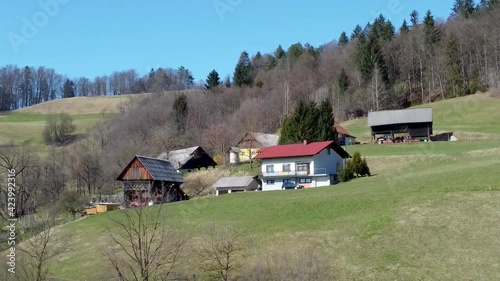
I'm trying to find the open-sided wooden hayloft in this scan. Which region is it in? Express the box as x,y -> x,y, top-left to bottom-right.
116,155 -> 188,208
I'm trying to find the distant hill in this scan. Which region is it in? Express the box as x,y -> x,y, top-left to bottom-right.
14,94 -> 145,115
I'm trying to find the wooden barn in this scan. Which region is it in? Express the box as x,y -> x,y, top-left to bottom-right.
157,146 -> 217,173
368,108 -> 433,142
116,155 -> 188,208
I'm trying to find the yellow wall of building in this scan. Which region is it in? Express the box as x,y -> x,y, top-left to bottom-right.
238,148 -> 258,162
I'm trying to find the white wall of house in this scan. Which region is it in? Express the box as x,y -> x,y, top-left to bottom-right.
312,148 -> 344,175
260,156 -> 314,175
260,148 -> 345,191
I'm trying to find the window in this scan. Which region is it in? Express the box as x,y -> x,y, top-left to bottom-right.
283,179 -> 293,183
327,148 -> 331,155
299,178 -> 312,184
266,165 -> 274,173
282,164 -> 291,172
240,151 -> 246,156
297,163 -> 309,172
266,180 -> 275,185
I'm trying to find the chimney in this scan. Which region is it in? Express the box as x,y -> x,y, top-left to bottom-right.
303,140 -> 307,146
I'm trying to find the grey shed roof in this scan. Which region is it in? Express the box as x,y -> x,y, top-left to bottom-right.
368,108 -> 432,127
158,146 -> 199,170
212,176 -> 258,190
251,133 -> 279,147
136,156 -> 185,183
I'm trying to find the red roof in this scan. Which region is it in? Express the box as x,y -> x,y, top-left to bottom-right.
254,141 -> 350,159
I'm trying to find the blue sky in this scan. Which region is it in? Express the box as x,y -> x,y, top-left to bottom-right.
1,0 -> 456,82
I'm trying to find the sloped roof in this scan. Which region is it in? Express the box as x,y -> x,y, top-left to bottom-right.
368,108 -> 432,127
212,176 -> 258,190
334,124 -> 356,138
254,141 -> 350,160
251,133 -> 279,147
158,146 -> 199,170
116,155 -> 185,183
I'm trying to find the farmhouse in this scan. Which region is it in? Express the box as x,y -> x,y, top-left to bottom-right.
334,124 -> 356,145
233,132 -> 279,163
368,108 -> 433,142
212,176 -> 261,196
116,155 -> 188,208
254,140 -> 351,191
157,146 -> 217,173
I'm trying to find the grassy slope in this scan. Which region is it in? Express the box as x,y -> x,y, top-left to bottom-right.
341,92 -> 500,143
0,94 -> 135,147
2,140 -> 497,280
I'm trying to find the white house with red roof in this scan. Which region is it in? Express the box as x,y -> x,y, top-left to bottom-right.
253,140 -> 351,191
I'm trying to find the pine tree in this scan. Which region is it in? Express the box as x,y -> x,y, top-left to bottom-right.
63,79 -> 75,98
315,100 -> 337,142
452,0 -> 476,18
275,45 -> 285,60
381,20 -> 396,40
338,68 -> 350,95
410,10 -> 419,26
172,94 -> 188,134
354,33 -> 372,81
351,25 -> 363,39
445,33 -> 463,97
279,100 -> 317,145
205,69 -> 222,90
338,31 -> 349,46
400,19 -> 410,34
287,43 -> 304,63
233,51 -> 253,87
423,10 -> 441,47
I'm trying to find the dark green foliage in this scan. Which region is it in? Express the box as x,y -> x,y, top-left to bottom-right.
410,10 -> 419,26
279,100 -> 336,145
351,25 -> 363,39
205,69 -> 222,90
173,94 -> 188,134
43,114 -> 76,145
381,20 -> 396,40
452,0 -> 477,18
351,151 -> 371,177
274,45 -> 285,60
266,56 -> 277,70
400,19 -> 410,34
445,33 -> 463,97
233,51 -> 253,87
338,31 -> 349,46
339,160 -> 355,182
177,66 -> 194,89
338,69 -> 350,95
63,79 -> 75,98
58,191 -> 87,220
287,43 -> 305,63
360,157 -> 371,177
423,10 -> 441,47
316,100 -> 337,142
480,0 -> 499,9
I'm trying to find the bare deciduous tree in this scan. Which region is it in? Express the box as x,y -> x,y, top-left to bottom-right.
103,205 -> 186,281
18,218 -> 69,281
198,221 -> 246,281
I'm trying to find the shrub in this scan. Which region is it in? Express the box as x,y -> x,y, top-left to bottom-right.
339,160 -> 355,182
360,157 -> 371,177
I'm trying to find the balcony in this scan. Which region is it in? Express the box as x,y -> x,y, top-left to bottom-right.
262,168 -> 327,177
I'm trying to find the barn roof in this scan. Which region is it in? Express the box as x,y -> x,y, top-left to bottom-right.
158,146 -> 200,170
368,108 -> 432,127
116,155 -> 184,183
251,133 -> 279,147
212,176 -> 259,190
334,124 -> 356,138
254,141 -> 350,160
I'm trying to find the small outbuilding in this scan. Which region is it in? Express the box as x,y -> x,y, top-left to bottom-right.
334,124 -> 356,145
233,132 -> 279,162
116,155 -> 188,208
212,176 -> 261,196
157,146 -> 217,173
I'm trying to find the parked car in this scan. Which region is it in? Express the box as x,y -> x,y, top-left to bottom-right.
281,182 -> 304,190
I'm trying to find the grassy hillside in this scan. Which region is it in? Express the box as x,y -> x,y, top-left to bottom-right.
341,92 -> 500,143
0,95 -> 140,147
2,140 -> 499,280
